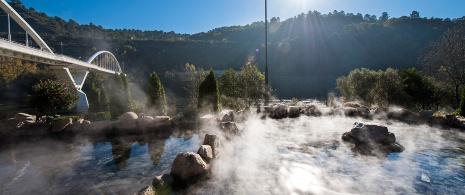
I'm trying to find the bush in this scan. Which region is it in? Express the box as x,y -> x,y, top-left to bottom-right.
198,69 -> 220,112
84,112 -> 111,121
28,79 -> 78,121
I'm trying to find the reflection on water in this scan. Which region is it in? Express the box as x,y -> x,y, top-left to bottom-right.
0,130 -> 200,195
1,116 -> 465,194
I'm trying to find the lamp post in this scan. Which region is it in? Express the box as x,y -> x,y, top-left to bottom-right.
264,0 -> 269,106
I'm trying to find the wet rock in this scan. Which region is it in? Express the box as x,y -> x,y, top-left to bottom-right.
418,110 -> 434,121
288,106 -> 301,118
88,121 -> 115,132
387,108 -> 419,124
134,185 -> 155,195
203,134 -> 220,158
152,174 -> 173,194
170,152 -> 210,182
116,112 -> 138,131
342,122 -> 404,155
356,106 -> 371,119
302,104 -> 322,117
344,102 -> 361,108
13,113 -> 35,123
198,145 -> 213,161
428,116 -> 448,128
219,122 -> 239,135
67,119 -> 91,133
269,105 -> 288,119
350,122 -> 388,143
51,118 -> 73,133
139,116 -> 155,130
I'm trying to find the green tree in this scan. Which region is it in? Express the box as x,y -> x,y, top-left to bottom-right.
28,79 -> 78,121
182,63 -> 206,109
238,63 -> 265,106
400,68 -> 435,109
373,68 -> 406,107
219,68 -> 240,109
147,71 -> 167,115
107,73 -> 132,119
198,69 -> 220,112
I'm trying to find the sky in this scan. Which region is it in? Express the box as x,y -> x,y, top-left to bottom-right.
16,0 -> 465,34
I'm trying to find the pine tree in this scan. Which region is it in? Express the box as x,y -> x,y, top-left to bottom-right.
198,69 -> 220,112
147,71 -> 167,115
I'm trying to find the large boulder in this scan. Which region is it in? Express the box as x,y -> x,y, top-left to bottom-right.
288,106 -> 302,118
116,112 -> 138,131
418,110 -> 434,121
67,119 -> 91,133
219,122 -> 239,135
198,145 -> 213,161
302,104 -> 322,117
13,113 -> 35,123
88,121 -> 115,132
152,174 -> 173,194
269,105 -> 288,119
139,116 -> 155,130
428,116 -> 448,128
203,134 -> 220,158
170,152 -> 210,182
387,108 -> 419,124
342,122 -> 404,156
51,118 -> 73,133
350,122 -> 388,143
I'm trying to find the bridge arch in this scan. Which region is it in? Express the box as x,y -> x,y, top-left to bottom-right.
87,51 -> 122,73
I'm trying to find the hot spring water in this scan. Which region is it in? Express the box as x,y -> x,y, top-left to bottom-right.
0,115 -> 464,194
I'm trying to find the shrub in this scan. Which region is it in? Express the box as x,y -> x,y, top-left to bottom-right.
28,79 -> 78,122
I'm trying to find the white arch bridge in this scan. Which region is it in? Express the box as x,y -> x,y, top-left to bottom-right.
0,0 -> 124,112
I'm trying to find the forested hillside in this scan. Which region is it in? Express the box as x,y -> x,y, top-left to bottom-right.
1,0 -> 463,98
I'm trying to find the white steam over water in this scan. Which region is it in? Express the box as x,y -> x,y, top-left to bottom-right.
190,115 -> 465,194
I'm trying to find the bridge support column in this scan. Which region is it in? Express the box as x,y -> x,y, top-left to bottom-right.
51,67 -> 90,113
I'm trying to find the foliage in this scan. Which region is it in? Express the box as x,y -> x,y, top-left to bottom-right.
218,68 -> 240,109
238,63 -> 265,106
198,69 -> 220,112
27,79 -> 78,121
164,63 -> 207,109
421,23 -> 465,107
0,57 -> 37,87
53,115 -> 81,123
400,68 -> 435,109
147,71 -> 167,115
458,86 -> 465,116
84,111 -> 111,121
82,72 -> 110,113
336,68 -> 445,109
106,73 -> 133,119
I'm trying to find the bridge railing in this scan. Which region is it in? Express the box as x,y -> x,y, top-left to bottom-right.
0,37 -> 121,74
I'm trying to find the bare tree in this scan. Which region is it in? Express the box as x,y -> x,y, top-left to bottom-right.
421,24 -> 465,107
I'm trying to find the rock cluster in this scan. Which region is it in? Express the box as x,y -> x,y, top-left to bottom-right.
142,134 -> 220,194
342,122 -> 404,156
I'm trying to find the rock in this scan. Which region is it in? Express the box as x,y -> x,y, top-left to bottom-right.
222,113 -> 234,122
350,122 -> 388,143
139,116 -> 155,130
203,134 -> 220,158
67,119 -> 91,133
134,185 -> 155,195
387,108 -> 419,124
198,145 -> 213,161
219,122 -> 239,135
288,106 -> 301,118
418,110 -> 434,121
342,122 -> 404,156
452,117 -> 465,129
356,106 -> 371,119
428,116 -> 448,127
51,118 -> 73,133
116,112 -> 138,131
446,115 -> 457,126
303,104 -> 322,117
89,121 -> 115,132
344,102 -> 361,108
154,116 -> 171,122
170,152 -> 210,182
269,105 -> 288,119
152,174 -> 173,194
13,113 -> 35,123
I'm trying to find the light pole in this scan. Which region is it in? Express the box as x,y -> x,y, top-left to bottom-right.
264,0 -> 269,106
60,42 -> 64,54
